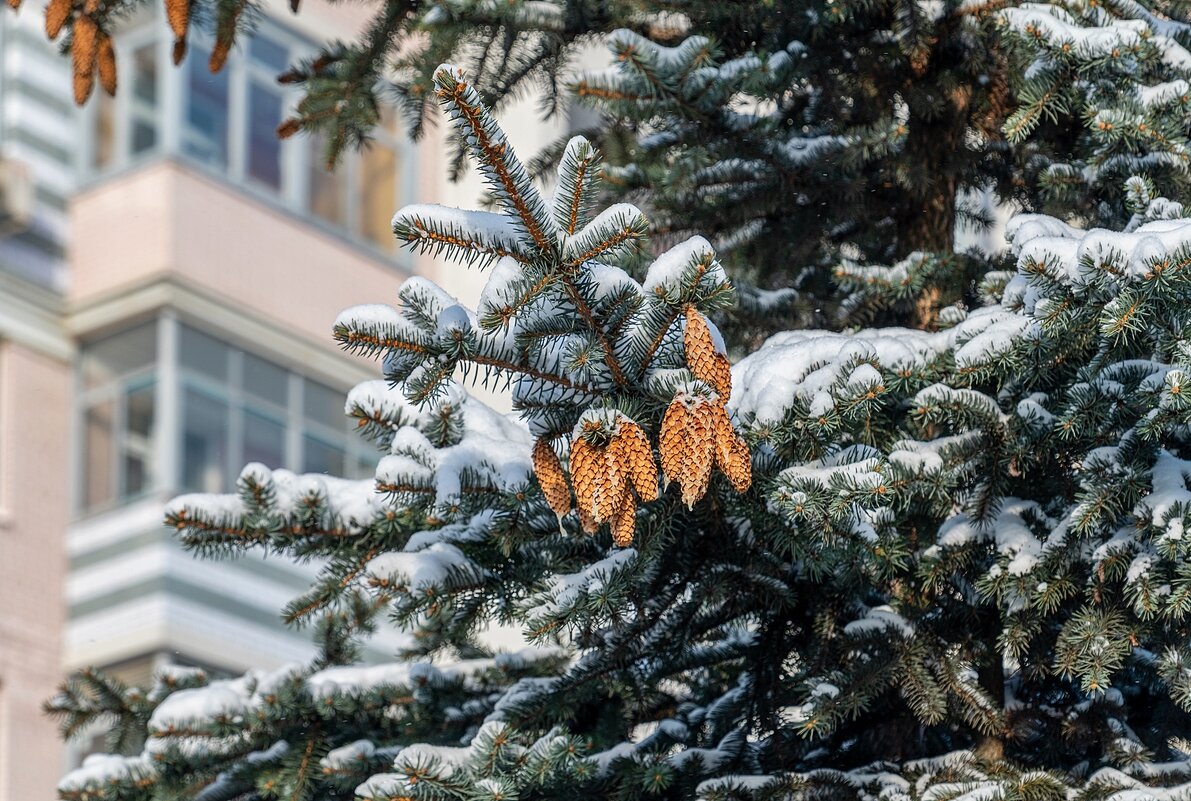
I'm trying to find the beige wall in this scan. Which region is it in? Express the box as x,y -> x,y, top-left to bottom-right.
0,340 -> 70,801
69,161 -> 416,353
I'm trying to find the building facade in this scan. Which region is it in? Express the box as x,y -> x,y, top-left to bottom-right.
0,2 -> 567,797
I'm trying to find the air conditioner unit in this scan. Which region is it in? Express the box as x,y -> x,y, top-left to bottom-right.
0,159 -> 32,236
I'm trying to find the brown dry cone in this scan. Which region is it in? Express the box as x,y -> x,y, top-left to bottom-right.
71,15 -> 98,104
610,492 -> 636,548
577,502 -> 599,535
172,37 -> 187,65
97,33 -> 117,96
612,422 -> 658,502
209,38 -> 232,72
532,438 -> 571,519
659,397 -> 716,507
569,436 -> 601,525
678,398 -> 717,508
45,0 -> 70,39
659,398 -> 689,491
712,404 -> 752,493
73,68 -> 95,105
164,0 -> 189,40
593,445 -> 626,524
685,306 -> 732,399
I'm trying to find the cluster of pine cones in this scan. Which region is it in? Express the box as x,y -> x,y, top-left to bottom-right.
533,307 -> 752,547
36,0 -> 222,104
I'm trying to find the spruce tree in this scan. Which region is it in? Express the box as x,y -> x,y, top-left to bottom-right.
48,52 -> 1191,801
22,1 -> 1191,328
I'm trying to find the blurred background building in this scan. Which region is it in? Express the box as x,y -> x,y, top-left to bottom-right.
0,2 -> 567,797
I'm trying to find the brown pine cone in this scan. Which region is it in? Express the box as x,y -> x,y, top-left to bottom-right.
610,492 -> 636,548
45,0 -> 70,39
97,33 -> 117,96
685,306 -> 732,399
612,421 -> 658,502
577,501 -> 599,535
532,438 -> 571,519
712,404 -> 752,493
570,436 -> 600,523
71,16 -> 98,104
164,0 -> 189,40
593,444 -> 626,524
660,396 -> 717,508
659,397 -> 688,491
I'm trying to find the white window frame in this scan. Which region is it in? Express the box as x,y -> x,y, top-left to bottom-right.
80,14 -> 418,263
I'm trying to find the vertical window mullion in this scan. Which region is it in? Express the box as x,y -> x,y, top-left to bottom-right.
287,374 -> 303,472
155,313 -> 180,496
228,349 -> 244,487
161,29 -> 183,155
227,57 -> 248,183
112,386 -> 128,501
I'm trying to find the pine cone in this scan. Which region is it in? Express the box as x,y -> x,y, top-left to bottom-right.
570,436 -> 601,524
45,0 -> 70,40
172,37 -> 187,66
685,306 -> 732,399
612,421 -> 658,502
660,396 -> 716,508
209,38 -> 232,73
164,0 -> 189,40
577,501 -> 599,535
533,438 -> 571,519
610,491 -> 636,548
97,33 -> 117,96
712,404 -> 751,493
593,444 -> 626,524
71,15 -> 98,105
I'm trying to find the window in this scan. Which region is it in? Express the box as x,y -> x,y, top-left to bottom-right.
308,134 -> 347,227
76,318 -> 375,514
130,43 -> 159,155
77,323 -> 158,512
176,323 -> 373,494
86,21 -> 411,259
184,45 -> 230,169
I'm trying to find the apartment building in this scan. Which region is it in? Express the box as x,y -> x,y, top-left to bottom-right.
0,4 -> 567,798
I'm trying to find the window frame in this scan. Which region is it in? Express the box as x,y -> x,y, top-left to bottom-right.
79,15 -> 417,264
75,315 -> 379,517
74,319 -> 159,514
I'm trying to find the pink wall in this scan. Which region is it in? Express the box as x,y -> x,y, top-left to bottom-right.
0,341 -> 70,801
70,161 -> 419,350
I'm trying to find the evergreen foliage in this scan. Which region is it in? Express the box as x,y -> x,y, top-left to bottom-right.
46,52 -> 1191,801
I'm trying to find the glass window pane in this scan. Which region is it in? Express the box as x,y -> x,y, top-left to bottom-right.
82,322 -> 156,389
184,47 -> 229,168
132,120 -> 156,154
358,142 -> 397,252
122,384 -> 155,498
182,389 -> 229,493
83,401 -> 114,510
303,380 -> 343,428
243,353 -> 288,407
133,44 -> 157,105
308,135 -> 346,226
126,383 -> 155,438
250,36 -> 289,72
93,93 -> 115,170
247,82 -> 283,190
244,409 -> 285,469
303,435 -> 344,476
179,326 -> 229,382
